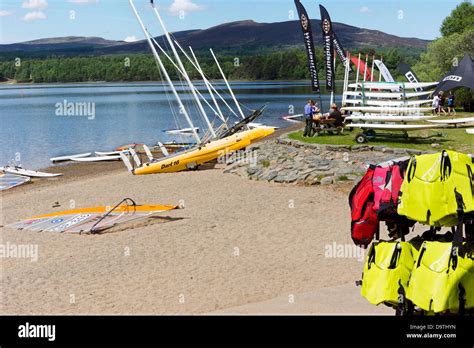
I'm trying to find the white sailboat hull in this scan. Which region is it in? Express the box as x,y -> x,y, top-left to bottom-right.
50,152 -> 92,163
0,167 -> 62,178
71,156 -> 122,162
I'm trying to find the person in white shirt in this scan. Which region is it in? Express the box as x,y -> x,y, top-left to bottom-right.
432,94 -> 440,115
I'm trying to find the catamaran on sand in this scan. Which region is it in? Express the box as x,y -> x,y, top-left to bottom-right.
120,0 -> 274,175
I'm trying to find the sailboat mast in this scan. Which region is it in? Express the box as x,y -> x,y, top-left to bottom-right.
150,2 -> 216,138
173,40 -> 240,120
210,48 -> 246,120
128,0 -> 200,144
149,35 -> 221,120
188,47 -> 226,124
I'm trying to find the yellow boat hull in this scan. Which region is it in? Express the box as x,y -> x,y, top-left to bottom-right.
133,127 -> 274,175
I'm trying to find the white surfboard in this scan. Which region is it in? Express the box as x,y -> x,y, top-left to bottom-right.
71,155 -> 122,162
94,150 -> 129,156
346,123 -> 442,131
348,81 -> 438,90
0,166 -> 62,178
344,99 -> 433,107
426,117 -> 474,125
344,91 -> 432,99
346,115 -> 436,122
342,106 -> 433,114
466,128 -> 474,134
50,152 -> 92,163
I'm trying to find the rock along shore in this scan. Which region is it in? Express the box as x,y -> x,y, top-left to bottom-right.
223,134 -> 434,186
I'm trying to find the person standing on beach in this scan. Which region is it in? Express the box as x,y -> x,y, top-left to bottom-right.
303,99 -> 314,137
432,93 -> 440,115
447,91 -> 456,116
437,91 -> 447,116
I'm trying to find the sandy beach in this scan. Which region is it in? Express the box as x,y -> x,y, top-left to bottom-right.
0,137 -> 397,315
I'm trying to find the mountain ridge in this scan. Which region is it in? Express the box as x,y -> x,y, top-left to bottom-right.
0,19 -> 430,56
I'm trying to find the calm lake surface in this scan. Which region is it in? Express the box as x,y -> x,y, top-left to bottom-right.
0,81 -> 341,169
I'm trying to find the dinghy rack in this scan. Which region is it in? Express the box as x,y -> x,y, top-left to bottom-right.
89,198 -> 137,234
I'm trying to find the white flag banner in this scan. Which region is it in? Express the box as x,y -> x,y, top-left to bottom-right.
374,60 -> 395,82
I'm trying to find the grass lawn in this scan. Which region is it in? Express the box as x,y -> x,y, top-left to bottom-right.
288,112 -> 473,153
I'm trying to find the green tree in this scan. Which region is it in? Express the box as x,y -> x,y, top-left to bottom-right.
440,0 -> 474,37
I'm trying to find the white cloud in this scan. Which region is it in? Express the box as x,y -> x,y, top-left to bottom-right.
359,6 -> 370,13
123,36 -> 138,42
22,0 -> 48,10
23,11 -> 46,21
0,10 -> 14,17
168,0 -> 204,16
67,0 -> 99,3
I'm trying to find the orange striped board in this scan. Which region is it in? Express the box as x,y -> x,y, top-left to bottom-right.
7,204 -> 179,234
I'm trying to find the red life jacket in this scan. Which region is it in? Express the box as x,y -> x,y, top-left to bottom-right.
349,165 -> 380,247
373,165 -> 391,212
377,160 -> 409,221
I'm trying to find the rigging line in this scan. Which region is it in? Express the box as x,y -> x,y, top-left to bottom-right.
160,32 -> 201,137
142,22 -> 186,143
129,0 -> 200,144
147,33 -> 224,124
161,36 -> 207,139
170,37 -> 241,120
150,2 -> 216,139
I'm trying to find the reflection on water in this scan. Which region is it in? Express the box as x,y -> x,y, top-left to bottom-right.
0,81 -> 341,169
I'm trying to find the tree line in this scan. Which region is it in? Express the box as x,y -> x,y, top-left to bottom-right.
0,47 -> 413,84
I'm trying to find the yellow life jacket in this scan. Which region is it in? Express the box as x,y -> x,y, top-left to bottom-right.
361,241 -> 419,307
406,241 -> 474,314
397,150 -> 474,227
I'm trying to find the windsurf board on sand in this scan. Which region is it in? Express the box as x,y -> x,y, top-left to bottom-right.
50,153 -> 92,163
0,173 -> 31,191
426,117 -> 474,125
346,123 -> 442,131
0,166 -> 62,178
7,202 -> 180,234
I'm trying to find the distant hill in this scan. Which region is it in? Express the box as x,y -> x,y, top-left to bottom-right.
0,20 -> 430,57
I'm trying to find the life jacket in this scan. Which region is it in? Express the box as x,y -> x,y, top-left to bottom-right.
377,160 -> 408,220
406,240 -> 474,314
398,150 -> 474,227
372,165 -> 391,212
372,160 -> 415,238
349,165 -> 379,247
361,241 -> 419,310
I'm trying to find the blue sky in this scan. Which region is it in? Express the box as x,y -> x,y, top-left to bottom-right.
0,0 -> 464,44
